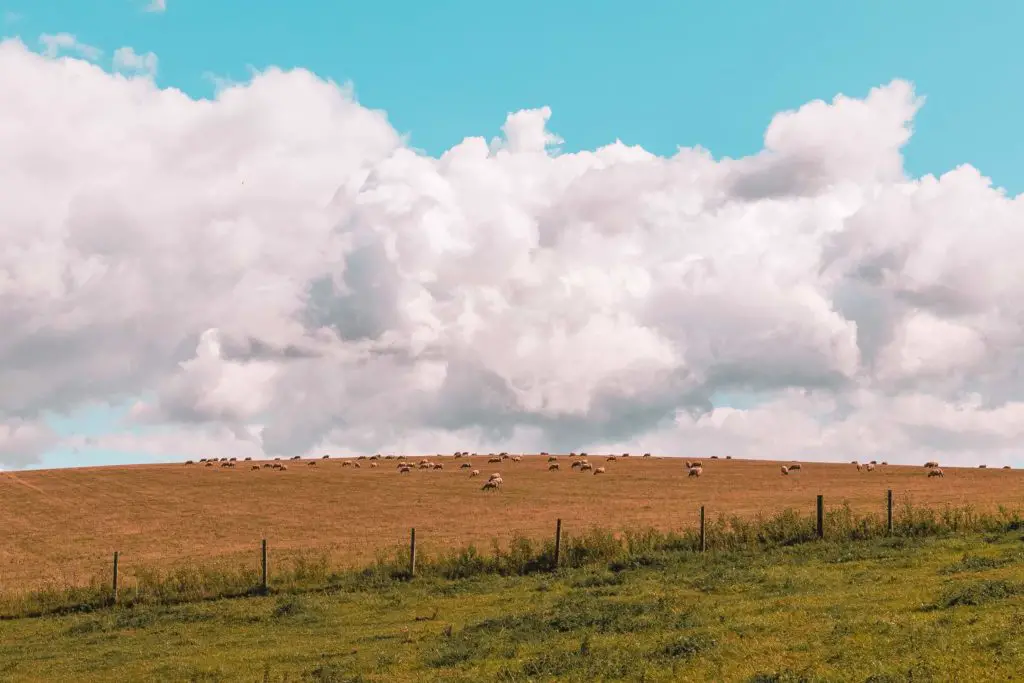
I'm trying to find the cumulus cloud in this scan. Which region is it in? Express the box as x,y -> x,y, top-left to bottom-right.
112,46 -> 158,77
38,33 -> 101,61
1,36 -> 1022,469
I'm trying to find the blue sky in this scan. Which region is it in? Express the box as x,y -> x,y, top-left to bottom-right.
3,1 -> 1023,468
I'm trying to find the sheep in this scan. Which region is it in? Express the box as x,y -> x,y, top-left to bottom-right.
321,455 -> 330,460
279,465 -> 289,471
924,461 -> 938,468
780,466 -> 789,475
501,454 -> 510,461
433,463 -> 444,470
541,452 -> 549,456
291,455 -> 301,460
548,463 -> 560,471
342,461 -> 352,468
852,460 -> 859,465
928,468 -> 944,478
622,453 -> 630,457
580,452 -> 588,457
569,452 -> 577,457
262,463 -> 273,469
571,461 -> 583,470
710,455 -> 719,460
593,466 -> 606,475
199,458 -> 207,463
580,462 -> 594,472
399,465 -> 412,474
454,452 -> 463,459
488,473 -> 502,481
488,457 -> 502,464
512,455 -> 522,462
979,464 -> 988,469
307,461 -> 317,467
244,456 -> 252,461
688,466 -> 702,478
686,460 -> 703,468
370,462 -> 379,468
274,457 -> 281,461
643,453 -> 651,458
482,480 -> 500,491
856,463 -> 862,471
418,462 -> 432,470
606,456 -> 617,462
865,463 -> 875,472
357,455 -> 367,460
547,456 -> 558,463
251,465 -> 260,471
460,462 -> 472,469
1003,465 -> 1012,469
205,462 -> 213,468
469,469 -> 480,477
870,460 -> 877,465
229,457 -> 237,462
788,463 -> 802,471
370,454 -> 380,460
185,460 -> 194,465
726,456 -> 732,460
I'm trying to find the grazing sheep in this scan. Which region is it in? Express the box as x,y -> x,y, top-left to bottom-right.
251,465 -> 260,471
643,453 -> 651,458
852,460 -> 859,465
469,469 -> 480,477
418,463 -> 431,470
262,463 -> 273,469
580,452 -> 588,457
454,452 -> 463,458
352,462 -> 360,469
569,452 -> 577,457
979,464 -> 988,469
370,454 -> 380,460
788,463 -> 802,471
433,463 -> 444,470
342,461 -> 352,468
924,461 -> 938,468
541,452 -> 549,456
622,453 -> 629,457
487,456 -> 502,464
865,463 -> 875,472
199,458 -> 207,463
928,468 -> 944,478
308,461 -> 317,467
279,465 -> 289,471
185,460 -> 194,465
357,455 -> 367,460
205,462 -> 213,468
512,455 -> 522,462
500,454 -> 510,461
244,457 -> 252,461
688,467 -> 702,478
482,480 -> 500,491
399,465 -> 412,474
780,466 -> 789,475
322,455 -> 330,460
856,463 -> 862,471
870,460 -> 877,465
710,455 -> 719,460
580,462 -> 594,472
460,463 -> 471,469
274,457 -> 281,461
488,473 -> 502,481
606,456 -> 617,462
548,463 -> 560,471
726,456 -> 732,460
686,460 -> 704,468
571,461 -> 583,470
229,457 -> 237,462
291,456 -> 301,460
547,456 -> 558,462
593,467 -> 606,475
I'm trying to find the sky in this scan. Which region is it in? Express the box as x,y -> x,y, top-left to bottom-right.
2,1 -> 1024,469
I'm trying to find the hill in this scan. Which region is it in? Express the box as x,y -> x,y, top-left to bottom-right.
1,454 -> 1021,592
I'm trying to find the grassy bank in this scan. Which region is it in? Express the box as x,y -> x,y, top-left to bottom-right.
0,529 -> 1021,681
0,502 -> 1022,681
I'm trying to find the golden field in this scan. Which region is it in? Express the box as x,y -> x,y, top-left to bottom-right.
1,454 -> 1021,591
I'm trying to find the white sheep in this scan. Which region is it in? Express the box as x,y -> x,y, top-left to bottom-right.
928,468 -> 944,478
548,463 -> 560,471
865,463 -> 875,472
780,466 -> 789,475
482,480 -> 500,491
593,466 -> 606,475
688,466 -> 702,478
469,469 -> 480,477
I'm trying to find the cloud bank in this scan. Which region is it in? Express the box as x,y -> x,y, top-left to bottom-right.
1,37 -> 1022,469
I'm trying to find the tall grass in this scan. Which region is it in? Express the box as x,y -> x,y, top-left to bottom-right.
2,500 -> 1020,619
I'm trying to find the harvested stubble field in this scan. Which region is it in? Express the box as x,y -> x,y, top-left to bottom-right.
1,455 -> 1021,592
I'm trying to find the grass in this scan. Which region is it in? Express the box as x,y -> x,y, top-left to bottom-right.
1,455 -> 1022,593
0,524 -> 1022,681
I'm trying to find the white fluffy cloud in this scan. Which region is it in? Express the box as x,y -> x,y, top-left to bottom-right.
112,46 -> 158,77
1,37 -> 1022,469
38,33 -> 100,61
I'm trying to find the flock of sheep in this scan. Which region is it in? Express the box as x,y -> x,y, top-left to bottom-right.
183,452 -> 1012,491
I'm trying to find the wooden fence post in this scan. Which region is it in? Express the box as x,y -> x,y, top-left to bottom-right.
886,489 -> 893,535
409,528 -> 417,577
112,551 -> 119,605
699,505 -> 706,553
816,495 -> 824,539
553,518 -> 562,569
261,539 -> 268,592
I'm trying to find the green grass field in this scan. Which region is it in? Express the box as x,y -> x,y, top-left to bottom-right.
1,504 -> 1022,682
